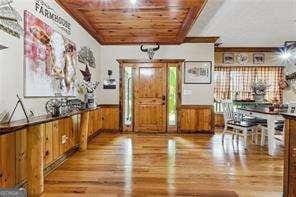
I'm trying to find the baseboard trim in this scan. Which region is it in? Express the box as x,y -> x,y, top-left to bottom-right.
88,130 -> 102,142
179,130 -> 215,134
100,129 -> 121,133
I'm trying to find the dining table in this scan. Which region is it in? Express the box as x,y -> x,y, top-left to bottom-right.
237,107 -> 285,156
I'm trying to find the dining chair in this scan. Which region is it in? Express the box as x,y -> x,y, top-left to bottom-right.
258,120 -> 285,146
274,103 -> 296,146
260,124 -> 287,148
259,103 -> 296,147
221,100 -> 259,148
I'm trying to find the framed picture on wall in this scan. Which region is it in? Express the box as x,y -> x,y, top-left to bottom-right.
223,53 -> 234,64
253,53 -> 265,64
24,11 -> 77,97
184,61 -> 212,84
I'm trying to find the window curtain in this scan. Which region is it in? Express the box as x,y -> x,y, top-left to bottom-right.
214,66 -> 284,102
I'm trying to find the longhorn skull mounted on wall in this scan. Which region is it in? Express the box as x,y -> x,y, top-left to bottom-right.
140,44 -> 160,60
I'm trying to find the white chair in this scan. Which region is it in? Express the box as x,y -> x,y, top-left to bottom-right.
261,122 -> 285,146
259,103 -> 296,147
221,100 -> 259,148
274,103 -> 296,146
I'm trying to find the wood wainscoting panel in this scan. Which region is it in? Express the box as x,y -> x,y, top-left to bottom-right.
73,115 -> 80,145
93,109 -> 102,133
44,122 -> 53,166
101,105 -> 120,131
1,113 -> 87,189
15,129 -> 27,185
87,109 -> 102,139
215,113 -> 224,127
26,124 -> 45,196
88,110 -> 95,137
58,118 -> 67,155
52,121 -> 60,161
179,105 -> 214,133
0,132 -> 16,187
96,109 -> 102,132
65,117 -> 74,152
58,118 -> 74,155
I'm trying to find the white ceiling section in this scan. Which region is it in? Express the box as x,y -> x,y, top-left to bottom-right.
189,0 -> 296,47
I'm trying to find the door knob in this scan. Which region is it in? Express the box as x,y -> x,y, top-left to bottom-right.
162,95 -> 166,101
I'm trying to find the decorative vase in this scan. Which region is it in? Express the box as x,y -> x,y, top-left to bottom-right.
254,94 -> 265,102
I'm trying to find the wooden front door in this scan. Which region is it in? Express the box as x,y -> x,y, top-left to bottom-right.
134,63 -> 167,132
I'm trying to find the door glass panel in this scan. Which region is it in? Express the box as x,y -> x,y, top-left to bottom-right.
124,67 -> 133,125
168,66 -> 177,126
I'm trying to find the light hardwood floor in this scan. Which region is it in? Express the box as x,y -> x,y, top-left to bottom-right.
42,132 -> 283,197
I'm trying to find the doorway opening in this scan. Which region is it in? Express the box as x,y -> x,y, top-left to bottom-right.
118,59 -> 184,133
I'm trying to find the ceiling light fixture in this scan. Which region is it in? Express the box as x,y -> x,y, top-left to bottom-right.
280,41 -> 296,61
130,0 -> 137,5
281,51 -> 291,60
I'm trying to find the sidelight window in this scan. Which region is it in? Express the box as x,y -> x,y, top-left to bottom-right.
124,67 -> 133,125
168,66 -> 177,126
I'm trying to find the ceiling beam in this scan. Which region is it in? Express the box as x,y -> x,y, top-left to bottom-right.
176,0 -> 208,43
184,36 -> 219,43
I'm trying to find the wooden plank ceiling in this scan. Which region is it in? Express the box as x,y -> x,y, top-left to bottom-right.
55,0 -> 207,45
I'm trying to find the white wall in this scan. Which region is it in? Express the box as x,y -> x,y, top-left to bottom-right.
99,43 -> 214,105
0,0 -> 101,120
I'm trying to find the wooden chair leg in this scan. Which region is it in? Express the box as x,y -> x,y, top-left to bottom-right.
222,126 -> 227,144
232,129 -> 236,142
252,128 -> 259,145
243,130 -> 248,149
261,129 -> 265,146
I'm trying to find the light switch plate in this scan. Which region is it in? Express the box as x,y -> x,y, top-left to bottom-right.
61,135 -> 67,144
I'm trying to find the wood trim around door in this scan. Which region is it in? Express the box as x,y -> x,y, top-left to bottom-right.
118,59 -> 185,133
